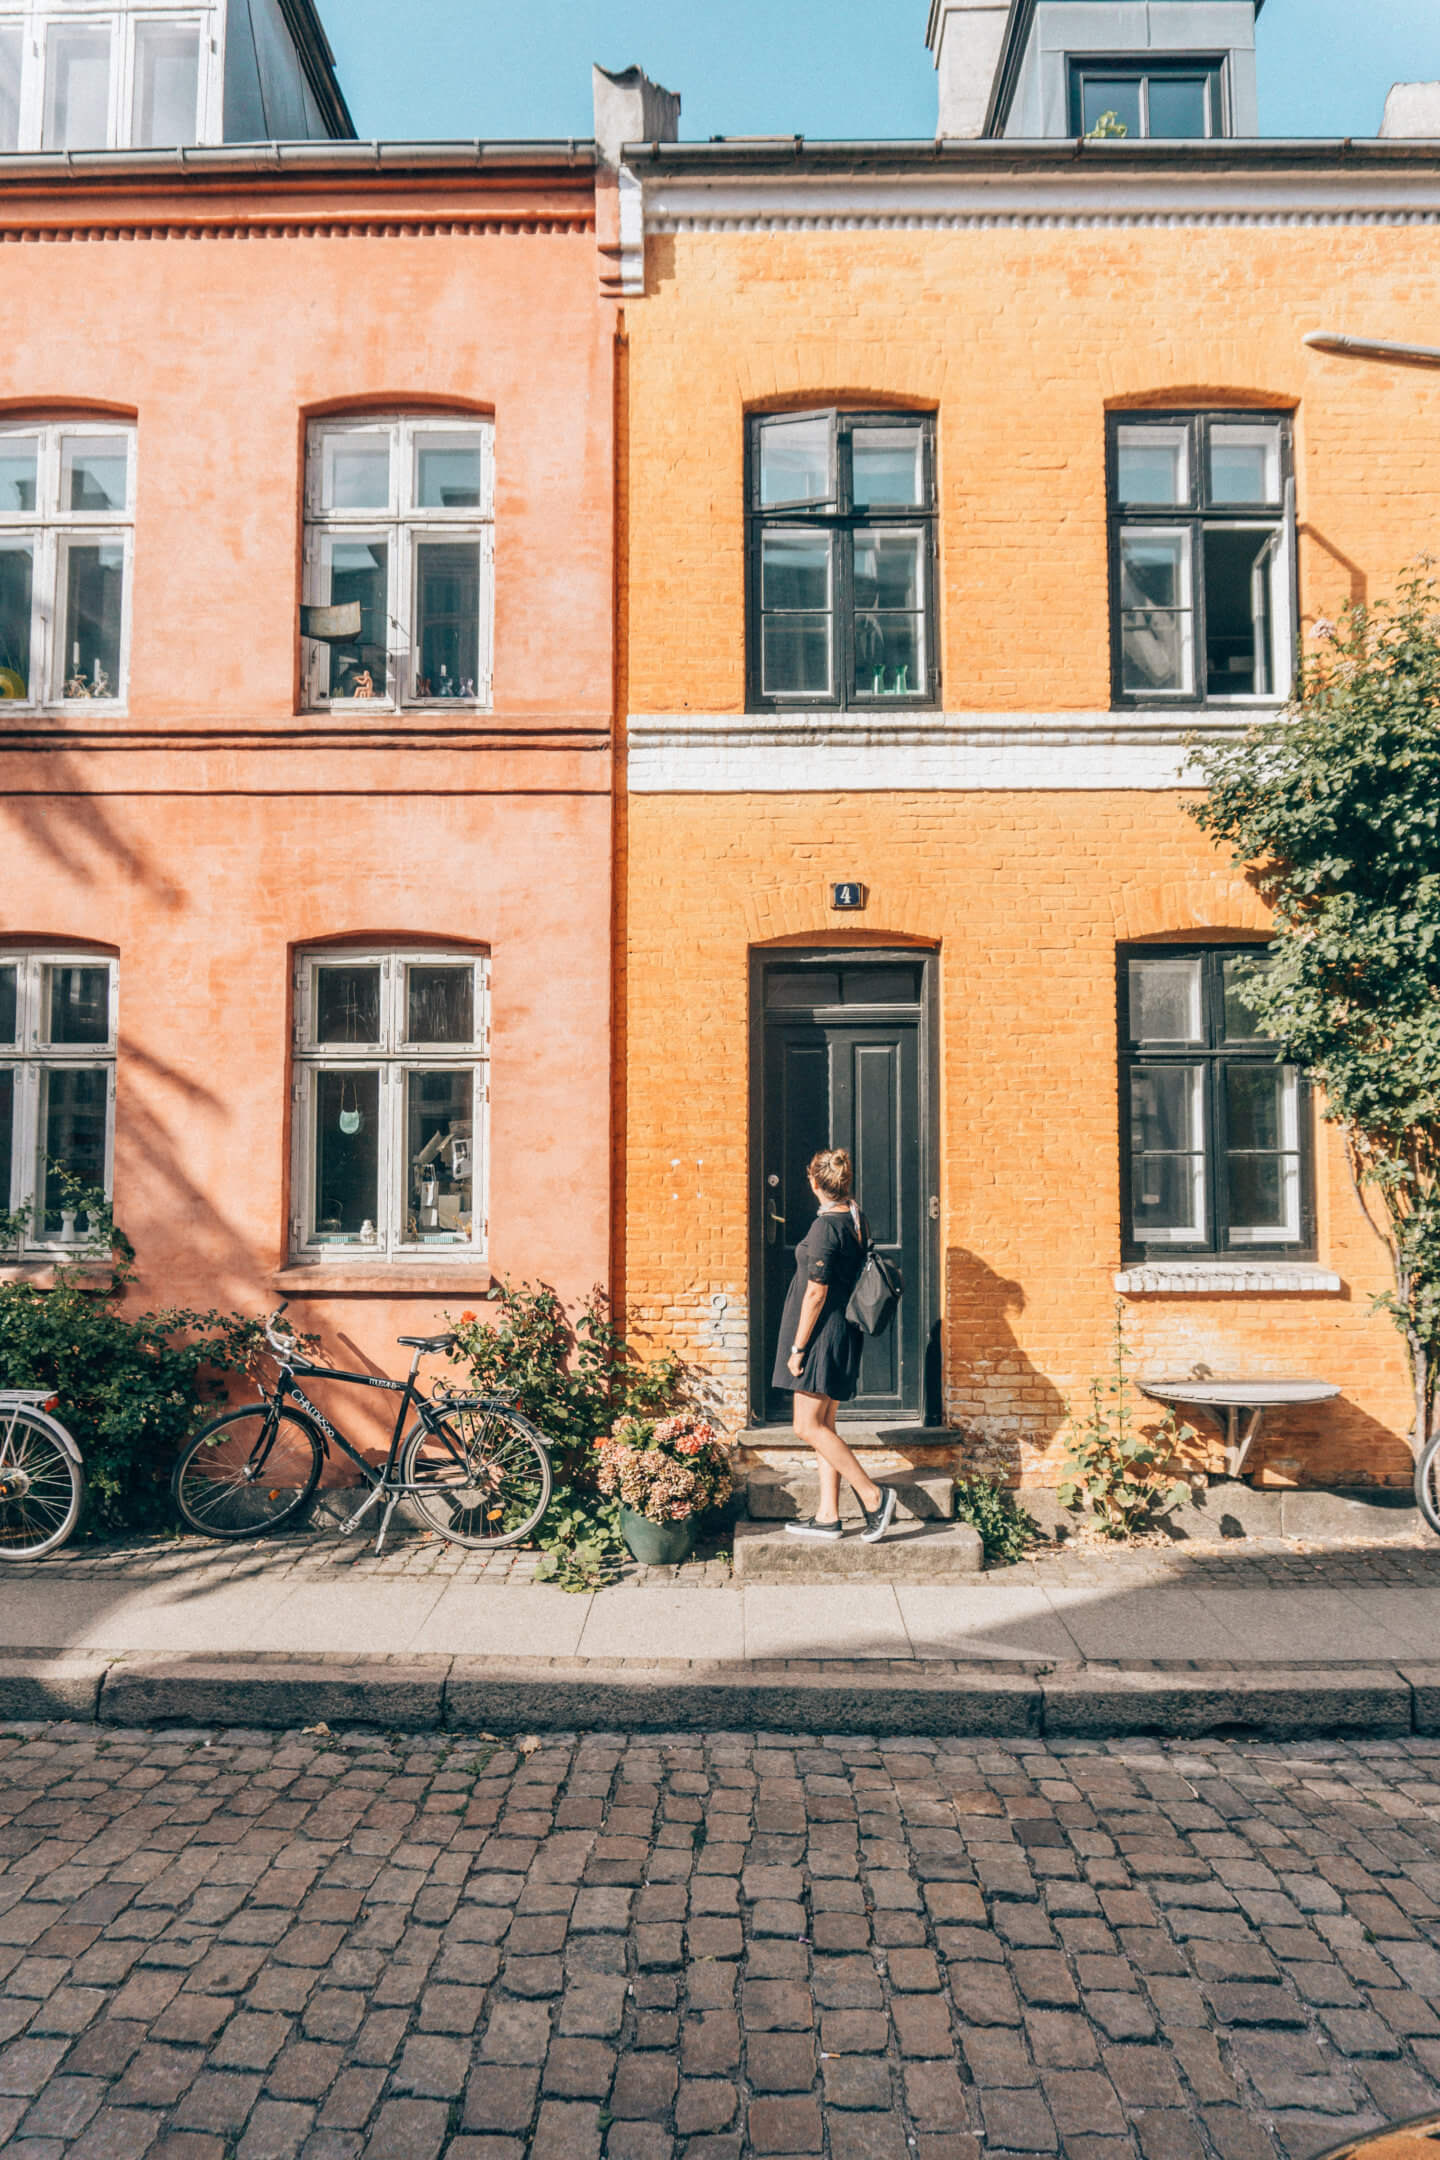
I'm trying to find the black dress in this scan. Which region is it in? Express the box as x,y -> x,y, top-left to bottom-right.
771,1206 -> 866,1402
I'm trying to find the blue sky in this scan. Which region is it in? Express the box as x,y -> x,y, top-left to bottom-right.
324,1 -> 1440,145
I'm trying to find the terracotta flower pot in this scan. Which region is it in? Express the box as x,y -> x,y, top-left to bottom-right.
619,1506 -> 696,1566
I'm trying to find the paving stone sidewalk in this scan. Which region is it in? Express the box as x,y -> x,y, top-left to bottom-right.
7,1721 -> 1440,2160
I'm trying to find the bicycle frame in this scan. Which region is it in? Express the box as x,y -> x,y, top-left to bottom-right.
256,1343 -> 479,1552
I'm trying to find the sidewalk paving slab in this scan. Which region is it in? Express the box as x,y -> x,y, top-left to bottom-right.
740,1583 -> 911,1659
575,1588 -> 746,1660
412,1582 -> 592,1657
894,1583 -> 1079,1660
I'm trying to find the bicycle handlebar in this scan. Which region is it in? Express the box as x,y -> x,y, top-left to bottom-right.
263,1303 -> 304,1364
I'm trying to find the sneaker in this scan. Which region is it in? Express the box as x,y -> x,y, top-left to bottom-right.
785,1515 -> 844,1541
860,1486 -> 898,1543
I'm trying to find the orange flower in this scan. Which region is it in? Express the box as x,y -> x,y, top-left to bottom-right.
459,1311 -> 477,1324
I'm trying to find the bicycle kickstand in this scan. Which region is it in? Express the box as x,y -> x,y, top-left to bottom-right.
341,1481 -> 386,1538
373,1493 -> 402,1557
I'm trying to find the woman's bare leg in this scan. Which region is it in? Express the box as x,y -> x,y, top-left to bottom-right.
792,1391 -> 882,1517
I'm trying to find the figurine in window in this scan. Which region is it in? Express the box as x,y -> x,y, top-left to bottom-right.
351,669 -> 375,699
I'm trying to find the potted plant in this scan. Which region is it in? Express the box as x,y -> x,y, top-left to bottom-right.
594,1413 -> 733,1565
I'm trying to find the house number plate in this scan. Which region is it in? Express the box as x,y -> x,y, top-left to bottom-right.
831,882 -> 866,911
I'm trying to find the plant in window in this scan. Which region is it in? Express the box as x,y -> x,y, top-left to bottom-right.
1058,1304 -> 1192,1538
1190,567 -> 1440,1454
1086,110 -> 1129,139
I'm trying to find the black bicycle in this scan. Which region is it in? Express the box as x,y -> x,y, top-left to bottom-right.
171,1306 -> 552,1552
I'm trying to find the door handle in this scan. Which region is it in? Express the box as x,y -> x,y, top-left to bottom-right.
766,1196 -> 786,1246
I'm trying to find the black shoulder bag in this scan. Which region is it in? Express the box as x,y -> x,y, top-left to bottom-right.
844,1205 -> 903,1338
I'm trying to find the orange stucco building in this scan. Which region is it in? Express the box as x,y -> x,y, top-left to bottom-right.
614,83 -> 1440,1487
0,125 -> 619,1396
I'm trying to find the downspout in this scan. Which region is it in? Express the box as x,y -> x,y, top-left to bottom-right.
1306,331 -> 1440,366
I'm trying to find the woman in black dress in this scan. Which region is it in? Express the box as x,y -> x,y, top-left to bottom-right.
772,1148 -> 897,1543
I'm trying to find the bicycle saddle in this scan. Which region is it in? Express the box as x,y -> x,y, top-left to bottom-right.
397,1332 -> 456,1352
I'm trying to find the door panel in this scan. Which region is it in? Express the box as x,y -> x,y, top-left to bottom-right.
758,961 -> 926,1424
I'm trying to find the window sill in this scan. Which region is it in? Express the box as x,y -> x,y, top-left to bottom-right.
1115,1262 -> 1342,1296
273,1262 -> 494,1298
0,1263 -> 115,1293
306,703 -> 494,721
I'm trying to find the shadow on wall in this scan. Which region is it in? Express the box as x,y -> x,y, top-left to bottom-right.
944,1248 -> 1067,1483
1,746 -> 188,913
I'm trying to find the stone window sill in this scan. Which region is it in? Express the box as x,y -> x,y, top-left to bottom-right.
1115,1262 -> 1343,1296
0,1264 -> 114,1292
272,1264 -> 495,1299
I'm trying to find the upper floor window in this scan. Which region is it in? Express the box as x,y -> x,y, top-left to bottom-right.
302,417 -> 496,714
290,948 -> 489,1263
1120,945 -> 1313,1262
0,951 -> 116,1254
0,420 -> 134,710
1108,412 -> 1293,709
746,411 -> 938,713
0,6 -> 215,153
1070,58 -> 1226,141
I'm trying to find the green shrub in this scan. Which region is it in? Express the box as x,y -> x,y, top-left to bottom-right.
952,1474 -> 1040,1567
449,1281 -> 690,1586
1058,1303 -> 1191,1539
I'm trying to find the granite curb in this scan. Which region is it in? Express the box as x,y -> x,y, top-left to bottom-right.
0,1646 -> 1429,1738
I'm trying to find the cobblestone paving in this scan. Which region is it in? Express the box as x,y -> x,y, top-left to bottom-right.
7,1726 -> 1440,2160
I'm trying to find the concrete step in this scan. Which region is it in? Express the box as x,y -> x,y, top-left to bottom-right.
745,1467 -> 954,1523
732,1517 -> 983,1582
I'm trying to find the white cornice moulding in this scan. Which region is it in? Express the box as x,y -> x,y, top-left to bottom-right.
626,708 -> 1277,793
641,167 -> 1440,234
1114,1263 -> 1344,1294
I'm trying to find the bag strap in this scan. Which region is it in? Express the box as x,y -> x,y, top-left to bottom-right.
849,1200 -> 873,1255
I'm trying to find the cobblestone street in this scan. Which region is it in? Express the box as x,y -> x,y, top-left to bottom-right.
5,1726 -> 1440,2160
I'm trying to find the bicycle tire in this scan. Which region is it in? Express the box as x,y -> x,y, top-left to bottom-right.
172,1405 -> 323,1540
0,1407 -> 85,1559
400,1401 -> 552,1550
1416,1432 -> 1440,1539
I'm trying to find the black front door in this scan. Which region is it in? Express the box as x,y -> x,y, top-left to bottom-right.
755,952 -> 931,1424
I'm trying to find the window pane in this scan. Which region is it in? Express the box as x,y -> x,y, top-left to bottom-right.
1204,526 -> 1277,697
47,965 -> 109,1046
1082,78 -> 1142,138
1222,951 -> 1275,1041
63,437 -> 128,514
1226,1065 -> 1301,1242
763,617 -> 831,698
854,526 -> 924,696
1148,75 -> 1210,138
325,437 -> 390,511
43,25 -> 110,150
407,965 -> 474,1045
1129,1066 -> 1205,1239
0,1069 -> 11,1216
0,543 -> 33,702
314,965 -> 381,1046
313,1071 -> 380,1241
60,544 -> 124,700
416,438 -> 483,510
762,531 -> 831,611
0,966 -> 15,1045
404,1070 -> 474,1244
1116,426 -> 1189,507
0,438 -> 37,515
414,541 -> 480,700
0,27 -> 19,153
1208,424 -> 1282,506
759,417 -> 833,508
1120,530 -> 1194,694
852,428 -> 924,509
1129,957 -> 1203,1044
131,22 -> 200,148
38,1067 -> 108,1236
326,541 -> 388,699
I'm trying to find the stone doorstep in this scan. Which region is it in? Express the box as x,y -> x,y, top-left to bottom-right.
2,1650 -> 1433,1741
744,1466 -> 955,1522
732,1517 -> 984,1580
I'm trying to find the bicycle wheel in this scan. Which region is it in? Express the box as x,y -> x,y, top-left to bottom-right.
1416,1433 -> 1440,1539
0,1408 -> 84,1559
401,1401 -> 552,1549
173,1406 -> 323,1539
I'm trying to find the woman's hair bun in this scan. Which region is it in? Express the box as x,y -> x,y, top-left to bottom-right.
807,1147 -> 854,1200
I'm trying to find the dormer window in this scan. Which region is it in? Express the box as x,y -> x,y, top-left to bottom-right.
1069,58 -> 1227,141
0,5 -> 221,153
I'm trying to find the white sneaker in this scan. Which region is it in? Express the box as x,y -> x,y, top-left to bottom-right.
784,1516 -> 843,1541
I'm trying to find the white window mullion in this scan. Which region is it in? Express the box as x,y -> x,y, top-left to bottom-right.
392,524 -> 409,712
380,1062 -> 400,1256
16,1063 -> 39,1243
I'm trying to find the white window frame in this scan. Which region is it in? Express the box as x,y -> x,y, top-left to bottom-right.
0,950 -> 117,1257
0,5 -> 221,153
290,947 -> 490,1265
302,417 -> 496,716
0,420 -> 135,712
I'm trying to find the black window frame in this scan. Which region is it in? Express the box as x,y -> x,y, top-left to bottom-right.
1068,55 -> 1229,140
1106,409 -> 1296,712
745,409 -> 939,715
1118,942 -> 1317,1264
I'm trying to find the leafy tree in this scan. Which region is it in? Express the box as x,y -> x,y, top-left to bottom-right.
1189,568 -> 1440,1450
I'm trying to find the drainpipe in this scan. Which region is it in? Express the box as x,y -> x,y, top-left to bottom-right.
1305,331 -> 1440,366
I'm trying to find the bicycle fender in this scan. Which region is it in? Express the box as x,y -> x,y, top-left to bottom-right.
16,1408 -> 84,1465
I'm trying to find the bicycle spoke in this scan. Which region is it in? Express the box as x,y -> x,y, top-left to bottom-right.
0,1414 -> 81,1556
403,1404 -> 551,1549
173,1411 -> 321,1540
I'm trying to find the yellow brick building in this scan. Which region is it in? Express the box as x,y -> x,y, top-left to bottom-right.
614,21 -> 1440,1490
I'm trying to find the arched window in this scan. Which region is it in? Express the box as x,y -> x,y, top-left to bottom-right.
0,951 -> 116,1254
0,420 -> 135,709
290,947 -> 489,1263
302,416 -> 495,713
